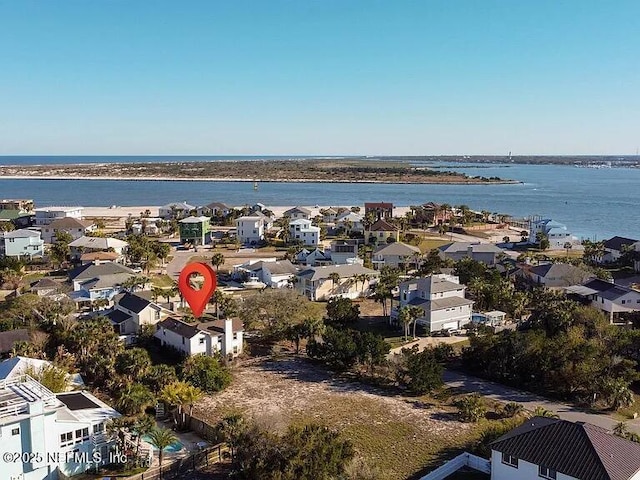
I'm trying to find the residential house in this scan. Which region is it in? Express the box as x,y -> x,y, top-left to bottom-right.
321,207 -> 338,223
520,263 -> 594,289
296,248 -> 332,267
0,199 -> 34,211
0,376 -> 121,480
334,211 -> 365,234
235,216 -> 266,245
421,202 -> 453,226
155,316 -> 244,358
131,217 -> 162,235
0,229 -> 45,258
330,240 -> 360,265
179,216 -> 211,245
159,201 -> 195,220
490,416 -> 640,480
566,278 -> 640,323
603,236 -> 638,263
0,209 -> 34,229
365,219 -> 400,245
283,206 -> 311,220
438,242 -> 504,266
528,218 -> 575,250
68,262 -> 138,303
392,274 -> 473,333
0,329 -> 30,356
106,291 -> 169,337
78,251 -> 121,265
30,277 -> 64,297
68,236 -> 128,262
34,206 -> 84,226
234,259 -> 298,288
42,217 -> 96,244
372,242 -> 421,270
364,202 -> 393,220
295,264 -> 378,301
0,356 -> 85,390
199,202 -> 232,217
289,218 -> 320,246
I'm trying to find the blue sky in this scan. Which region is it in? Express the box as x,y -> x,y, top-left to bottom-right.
1,0 -> 639,155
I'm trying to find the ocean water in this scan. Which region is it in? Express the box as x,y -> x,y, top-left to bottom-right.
0,158 -> 638,240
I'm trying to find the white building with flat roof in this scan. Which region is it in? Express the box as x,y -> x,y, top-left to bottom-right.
34,207 -> 84,226
0,375 -> 121,480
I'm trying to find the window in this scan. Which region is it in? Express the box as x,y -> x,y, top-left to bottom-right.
60,432 -> 73,446
233,332 -> 238,340
501,452 -> 518,468
539,465 -> 556,479
93,423 -> 104,434
82,427 -> 89,438
11,428 -> 19,436
199,337 -> 205,344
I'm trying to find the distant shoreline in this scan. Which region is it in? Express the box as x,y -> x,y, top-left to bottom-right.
0,174 -> 521,185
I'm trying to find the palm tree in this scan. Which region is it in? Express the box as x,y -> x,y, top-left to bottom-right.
210,252 -> 225,273
563,242 -> 573,257
613,421 -> 630,439
116,383 -> 155,416
181,384 -> 204,421
398,305 -> 422,340
146,427 -> 178,466
533,406 -> 558,418
106,417 -> 133,454
328,272 -> 341,292
132,414 -> 156,462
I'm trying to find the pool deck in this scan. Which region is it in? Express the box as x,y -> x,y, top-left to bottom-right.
144,420 -> 212,467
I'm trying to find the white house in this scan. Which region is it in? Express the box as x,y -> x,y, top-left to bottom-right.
0,375 -> 121,480
155,317 -> 244,358
392,274 -> 473,333
41,217 -> 96,244
0,229 -> 45,258
295,264 -> 378,301
283,206 -> 311,220
521,263 -> 594,289
235,216 -> 266,245
295,248 -> 332,266
289,218 -> 320,247
334,211 -> 365,234
159,202 -> 195,220
131,217 -> 162,235
68,236 -> 128,262
330,240 -> 360,265
602,236 -> 638,263
0,356 -> 85,391
106,291 -> 170,337
566,278 -> 640,323
528,218 -> 575,250
234,259 -> 298,288
490,416 -> 640,480
372,242 -> 421,270
34,206 -> 84,226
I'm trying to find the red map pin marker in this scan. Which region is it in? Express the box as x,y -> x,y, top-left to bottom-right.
178,262 -> 217,318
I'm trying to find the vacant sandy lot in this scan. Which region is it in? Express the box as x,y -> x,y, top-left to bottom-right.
193,357 -> 474,479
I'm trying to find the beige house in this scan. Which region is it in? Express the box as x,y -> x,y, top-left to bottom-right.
295,264 -> 378,301
106,291 -> 170,338
365,219 -> 400,245
372,242 -> 421,270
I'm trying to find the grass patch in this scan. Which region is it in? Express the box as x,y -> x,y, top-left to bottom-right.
151,274 -> 175,287
419,238 -> 450,253
615,393 -> 640,420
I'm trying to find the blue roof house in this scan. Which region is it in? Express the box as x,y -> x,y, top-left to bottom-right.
528,218 -> 575,250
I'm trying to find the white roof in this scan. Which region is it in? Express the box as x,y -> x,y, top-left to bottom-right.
289,218 -> 312,225
161,202 -> 195,210
3,229 -> 41,238
35,206 -> 83,212
69,236 -> 128,249
179,216 -> 209,223
0,357 -> 84,390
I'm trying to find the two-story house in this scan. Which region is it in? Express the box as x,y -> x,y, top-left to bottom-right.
159,202 -> 195,220
289,218 -> 320,246
0,229 -> 45,259
438,242 -> 504,266
0,375 -> 121,480
68,236 -> 128,262
235,216 -> 266,245
106,291 -> 169,338
520,263 -> 594,289
234,259 -> 298,288
490,416 -> 640,480
364,202 -> 393,220
365,219 -> 400,245
295,264 -> 378,301
529,218 -> 575,250
283,206 -> 311,220
602,236 -> 638,263
42,217 -> 96,244
155,317 -> 244,359
199,202 -> 232,217
392,274 -> 473,333
566,278 -> 640,323
68,262 -> 138,304
34,206 -> 84,226
372,242 -> 421,270
334,212 -> 365,234
330,240 -> 360,265
179,216 -> 211,246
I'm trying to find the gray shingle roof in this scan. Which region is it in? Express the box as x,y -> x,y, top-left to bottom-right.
297,264 -> 378,281
491,416 -> 640,480
0,329 -> 30,354
439,242 -> 504,254
157,317 -> 200,338
604,236 -> 638,252
70,262 -> 135,281
373,242 -> 421,256
115,292 -> 152,313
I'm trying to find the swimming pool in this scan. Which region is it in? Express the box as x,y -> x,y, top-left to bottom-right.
141,435 -> 184,453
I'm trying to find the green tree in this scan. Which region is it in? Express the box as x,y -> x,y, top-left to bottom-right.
307,327 -> 359,372
455,394 -> 486,422
143,364 -> 178,393
394,345 -> 444,395
24,364 -> 70,393
115,348 -> 152,383
398,305 -> 422,340
325,297 -> 360,327
532,406 -> 559,418
132,414 -> 156,463
210,252 -> 225,272
116,382 -> 155,416
181,355 -> 231,393
354,331 -> 390,374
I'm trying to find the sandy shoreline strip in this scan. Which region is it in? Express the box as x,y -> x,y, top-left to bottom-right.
0,174 -> 520,185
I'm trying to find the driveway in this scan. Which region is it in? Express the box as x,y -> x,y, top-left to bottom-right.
443,370 -> 640,434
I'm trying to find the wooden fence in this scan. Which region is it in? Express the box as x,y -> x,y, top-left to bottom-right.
124,444 -> 228,480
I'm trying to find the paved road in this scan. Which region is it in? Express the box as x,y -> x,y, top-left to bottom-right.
443,370 -> 640,434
